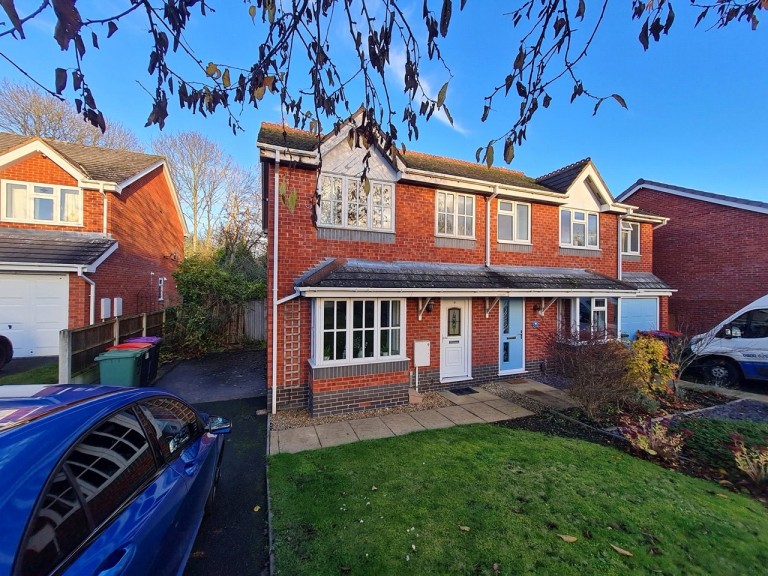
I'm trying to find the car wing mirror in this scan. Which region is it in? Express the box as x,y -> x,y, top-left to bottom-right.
207,415 -> 232,434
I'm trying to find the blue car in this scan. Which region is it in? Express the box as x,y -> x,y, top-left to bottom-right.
0,385 -> 231,576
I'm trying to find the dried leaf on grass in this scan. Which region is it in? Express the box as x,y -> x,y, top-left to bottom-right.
611,544 -> 633,557
558,534 -> 578,543
459,525 -> 471,532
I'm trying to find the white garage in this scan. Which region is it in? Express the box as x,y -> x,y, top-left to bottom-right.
0,273 -> 69,357
620,297 -> 659,341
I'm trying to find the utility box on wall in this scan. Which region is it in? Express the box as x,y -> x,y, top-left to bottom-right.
414,340 -> 430,367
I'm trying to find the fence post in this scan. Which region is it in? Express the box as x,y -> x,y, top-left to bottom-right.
58,329 -> 72,384
142,313 -> 148,337
112,317 -> 120,345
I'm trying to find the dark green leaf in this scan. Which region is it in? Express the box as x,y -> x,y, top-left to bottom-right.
440,0 -> 452,37
543,94 -> 552,108
503,138 -> 515,164
443,104 -> 453,125
55,68 -> 67,94
437,81 -> 448,107
485,141 -> 494,168
475,146 -> 483,163
0,0 -> 25,39
91,31 -> 98,49
639,20 -> 649,50
460,0 -> 468,9
516,81 -> 527,98
481,105 -> 490,122
592,99 -> 602,116
576,0 -> 586,20
513,46 -> 525,72
611,93 -> 628,109
107,21 -> 118,38
663,4 -> 675,34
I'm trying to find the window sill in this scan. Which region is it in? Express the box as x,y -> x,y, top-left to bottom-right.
318,224 -> 394,234
1,218 -> 83,227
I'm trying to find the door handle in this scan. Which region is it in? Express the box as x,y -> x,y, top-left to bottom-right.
95,544 -> 135,575
507,336 -> 516,340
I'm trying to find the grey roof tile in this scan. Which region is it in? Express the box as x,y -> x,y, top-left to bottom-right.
297,259 -> 636,292
621,272 -> 673,291
535,158 -> 591,193
0,228 -> 116,266
0,132 -> 163,184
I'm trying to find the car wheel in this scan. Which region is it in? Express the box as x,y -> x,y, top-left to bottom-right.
0,345 -> 6,371
701,357 -> 741,388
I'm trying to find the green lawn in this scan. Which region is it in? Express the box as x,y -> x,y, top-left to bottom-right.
269,425 -> 768,575
0,363 -> 58,385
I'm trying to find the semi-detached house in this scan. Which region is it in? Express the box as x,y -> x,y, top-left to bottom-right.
258,117 -> 672,416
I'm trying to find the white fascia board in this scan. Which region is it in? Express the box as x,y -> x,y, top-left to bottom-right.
401,168 -> 568,204
115,159 -> 165,193
87,242 -> 118,272
298,287 -> 638,298
81,180 -> 118,192
0,262 -> 81,273
571,163 -> 617,210
0,140 -> 87,182
620,182 -> 768,216
259,144 -> 320,165
631,290 -> 675,296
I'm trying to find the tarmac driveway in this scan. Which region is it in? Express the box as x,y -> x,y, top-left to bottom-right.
155,347 -> 269,576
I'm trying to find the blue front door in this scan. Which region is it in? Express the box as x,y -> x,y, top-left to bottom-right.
500,298 -> 524,373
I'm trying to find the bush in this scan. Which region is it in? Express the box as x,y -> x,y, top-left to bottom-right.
626,336 -> 677,395
619,416 -> 689,462
730,433 -> 768,485
548,334 -> 635,420
671,418 -> 768,474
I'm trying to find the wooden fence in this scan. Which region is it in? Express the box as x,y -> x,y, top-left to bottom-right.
59,310 -> 165,384
244,299 -> 267,341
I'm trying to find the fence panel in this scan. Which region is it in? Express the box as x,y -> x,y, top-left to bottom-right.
244,299 -> 266,341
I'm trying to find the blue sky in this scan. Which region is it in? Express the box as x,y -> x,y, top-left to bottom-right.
1,1 -> 766,201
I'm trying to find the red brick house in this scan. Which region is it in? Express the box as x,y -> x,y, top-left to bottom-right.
259,117 -> 672,416
0,133 -> 186,358
618,180 -> 768,334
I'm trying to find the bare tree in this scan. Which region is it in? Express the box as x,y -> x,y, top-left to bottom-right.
153,131 -> 233,251
0,80 -> 142,151
0,1 -> 761,164
218,164 -> 263,258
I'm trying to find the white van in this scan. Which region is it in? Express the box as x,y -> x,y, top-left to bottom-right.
690,294 -> 768,387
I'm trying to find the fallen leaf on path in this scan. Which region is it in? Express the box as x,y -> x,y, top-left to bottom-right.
253,505 -> 261,512
459,525 -> 471,532
558,535 -> 577,543
611,544 -> 633,557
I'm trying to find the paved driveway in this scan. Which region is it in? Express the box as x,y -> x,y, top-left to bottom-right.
154,347 -> 269,576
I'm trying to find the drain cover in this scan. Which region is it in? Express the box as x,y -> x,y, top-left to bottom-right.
450,387 -> 478,396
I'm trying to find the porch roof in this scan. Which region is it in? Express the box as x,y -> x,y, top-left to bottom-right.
621,271 -> 673,291
0,228 -> 117,272
295,259 -> 656,296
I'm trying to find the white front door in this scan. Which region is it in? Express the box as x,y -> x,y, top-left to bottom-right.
440,298 -> 471,381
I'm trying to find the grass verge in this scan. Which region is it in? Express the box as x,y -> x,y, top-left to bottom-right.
269,424 -> 768,575
0,363 -> 58,385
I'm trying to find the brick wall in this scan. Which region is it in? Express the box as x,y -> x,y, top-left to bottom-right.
626,188 -> 767,333
1,153 -> 184,328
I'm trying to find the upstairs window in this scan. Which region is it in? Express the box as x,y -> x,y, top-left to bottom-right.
318,174 -> 393,231
621,222 -> 640,255
560,208 -> 598,249
436,191 -> 474,238
2,180 -> 82,225
497,200 -> 530,243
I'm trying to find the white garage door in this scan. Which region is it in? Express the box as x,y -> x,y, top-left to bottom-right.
621,298 -> 658,341
0,274 -> 69,357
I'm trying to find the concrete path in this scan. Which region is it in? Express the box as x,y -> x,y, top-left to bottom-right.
270,383 -> 539,455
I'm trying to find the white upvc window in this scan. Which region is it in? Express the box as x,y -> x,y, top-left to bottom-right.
436,190 -> 474,238
318,174 -> 393,231
621,222 -> 640,255
316,298 -> 405,365
497,200 -> 530,243
1,180 -> 82,225
560,208 -> 599,249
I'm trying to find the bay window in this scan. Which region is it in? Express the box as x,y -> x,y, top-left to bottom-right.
2,181 -> 82,225
560,208 -> 598,249
317,298 -> 404,364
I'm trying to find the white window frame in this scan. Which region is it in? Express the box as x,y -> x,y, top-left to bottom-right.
435,190 -> 475,239
1,179 -> 83,226
560,208 -> 599,249
497,200 -> 531,244
317,173 -> 394,232
621,222 -> 640,255
313,298 -> 406,366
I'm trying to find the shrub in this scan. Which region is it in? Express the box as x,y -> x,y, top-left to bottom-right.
730,433 -> 768,485
671,418 -> 768,474
548,333 -> 635,420
619,417 -> 689,461
626,336 -> 677,395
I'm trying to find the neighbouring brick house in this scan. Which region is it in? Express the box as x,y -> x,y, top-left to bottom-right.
259,115 -> 672,416
618,180 -> 768,334
0,133 -> 186,358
